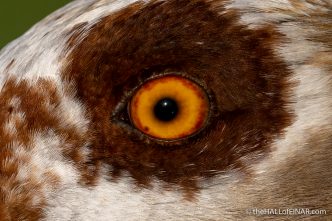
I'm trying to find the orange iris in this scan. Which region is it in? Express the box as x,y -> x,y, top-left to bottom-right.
129,75 -> 209,140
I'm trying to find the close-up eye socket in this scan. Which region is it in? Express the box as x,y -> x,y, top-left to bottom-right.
129,75 -> 210,141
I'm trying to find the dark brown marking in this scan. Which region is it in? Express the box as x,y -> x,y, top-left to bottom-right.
63,0 -> 293,195
4,59 -> 15,72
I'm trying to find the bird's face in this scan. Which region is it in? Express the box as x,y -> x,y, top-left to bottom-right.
0,0 -> 331,220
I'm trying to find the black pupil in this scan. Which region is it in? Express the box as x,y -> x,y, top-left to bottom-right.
154,98 -> 179,122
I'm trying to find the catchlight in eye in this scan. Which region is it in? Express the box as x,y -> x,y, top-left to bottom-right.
129,75 -> 209,140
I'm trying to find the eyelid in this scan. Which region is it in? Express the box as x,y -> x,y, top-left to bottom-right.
111,72 -> 214,143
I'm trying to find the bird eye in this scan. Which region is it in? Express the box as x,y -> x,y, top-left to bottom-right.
129,75 -> 209,140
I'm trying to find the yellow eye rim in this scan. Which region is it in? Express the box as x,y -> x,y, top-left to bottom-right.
129,75 -> 209,140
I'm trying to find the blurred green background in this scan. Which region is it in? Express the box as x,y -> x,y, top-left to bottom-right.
0,1 -> 72,50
